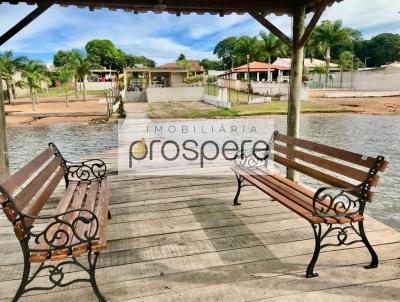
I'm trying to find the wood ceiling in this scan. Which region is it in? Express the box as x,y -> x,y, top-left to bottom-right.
1,0 -> 342,15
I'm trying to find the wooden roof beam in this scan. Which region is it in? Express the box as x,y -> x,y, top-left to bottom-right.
250,11 -> 293,48
0,3 -> 52,46
299,2 -> 326,47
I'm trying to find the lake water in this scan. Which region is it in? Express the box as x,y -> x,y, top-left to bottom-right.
6,114 -> 400,230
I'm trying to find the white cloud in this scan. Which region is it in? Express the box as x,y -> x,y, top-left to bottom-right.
0,1 -> 398,64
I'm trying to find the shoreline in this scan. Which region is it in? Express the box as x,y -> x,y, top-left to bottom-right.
6,110 -> 400,126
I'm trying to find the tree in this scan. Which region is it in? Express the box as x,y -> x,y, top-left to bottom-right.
75,55 -> 96,101
311,65 -> 326,84
57,65 -> 74,108
355,33 -> 400,67
213,36 -> 237,69
338,51 -> 359,70
85,39 -> 125,70
234,36 -> 263,66
312,20 -> 352,85
200,59 -> 224,71
259,31 -> 283,81
125,55 -> 156,68
54,49 -> 83,100
21,60 -> 49,111
177,53 -> 186,61
0,51 -> 27,103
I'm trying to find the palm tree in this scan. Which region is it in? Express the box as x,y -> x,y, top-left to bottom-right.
21,60 -> 49,111
76,56 -> 95,101
234,36 -> 262,66
57,66 -> 74,108
0,51 -> 27,104
259,31 -> 283,82
312,20 -> 351,85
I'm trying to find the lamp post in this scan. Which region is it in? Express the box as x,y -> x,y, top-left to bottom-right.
247,54 -> 250,103
364,57 -> 370,68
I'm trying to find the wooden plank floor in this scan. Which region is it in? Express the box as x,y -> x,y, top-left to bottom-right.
1,152 -> 399,302
2,100 -> 400,301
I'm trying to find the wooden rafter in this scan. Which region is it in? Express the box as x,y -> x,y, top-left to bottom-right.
250,11 -> 293,47
0,4 -> 52,46
299,2 -> 326,47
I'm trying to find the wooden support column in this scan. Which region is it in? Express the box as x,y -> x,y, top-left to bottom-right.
286,4 -> 306,181
0,75 -> 10,182
0,4 -> 52,46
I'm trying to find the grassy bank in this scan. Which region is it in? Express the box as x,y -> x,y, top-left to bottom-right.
147,101 -> 351,119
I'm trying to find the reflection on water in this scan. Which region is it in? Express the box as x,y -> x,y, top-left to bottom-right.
6,115 -> 400,230
7,123 -> 118,171
273,114 -> 400,231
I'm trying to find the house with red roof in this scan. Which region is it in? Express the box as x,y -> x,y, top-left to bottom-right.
160,60 -> 204,75
219,61 -> 290,82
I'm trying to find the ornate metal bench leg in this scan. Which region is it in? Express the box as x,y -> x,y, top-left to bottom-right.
88,251 -> 106,302
306,224 -> 321,278
233,175 -> 244,206
359,221 -> 378,269
13,240 -> 30,302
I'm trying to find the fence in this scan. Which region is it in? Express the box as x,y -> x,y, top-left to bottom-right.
106,87 -> 120,117
309,70 -> 400,91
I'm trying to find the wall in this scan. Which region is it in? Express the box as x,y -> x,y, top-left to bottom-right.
217,79 -> 309,101
146,87 -> 204,103
309,69 -> 400,91
125,90 -> 147,102
170,73 -> 186,87
203,94 -> 231,109
79,81 -> 114,91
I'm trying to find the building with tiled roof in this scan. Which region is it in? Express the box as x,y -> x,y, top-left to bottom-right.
160,60 -> 204,75
219,61 -> 290,82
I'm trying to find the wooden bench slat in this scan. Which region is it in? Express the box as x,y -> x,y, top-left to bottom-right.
274,133 -> 387,171
51,182 -> 89,261
24,167 -> 65,226
233,167 -> 323,224
92,178 -> 109,252
2,147 -> 54,194
259,167 -> 364,222
72,180 -> 100,257
252,168 -> 362,224
14,157 -> 63,210
29,182 -> 79,263
274,143 -> 379,185
273,154 -> 373,201
249,169 -> 340,224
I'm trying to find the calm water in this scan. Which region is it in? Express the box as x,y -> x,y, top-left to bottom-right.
7,123 -> 118,171
6,115 -> 400,230
274,115 -> 400,230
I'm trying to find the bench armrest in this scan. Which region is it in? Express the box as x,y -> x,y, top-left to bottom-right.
234,149 -> 270,169
23,209 -> 99,251
312,186 -> 363,218
65,159 -> 107,181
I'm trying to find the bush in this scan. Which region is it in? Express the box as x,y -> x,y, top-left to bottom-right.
184,75 -> 204,84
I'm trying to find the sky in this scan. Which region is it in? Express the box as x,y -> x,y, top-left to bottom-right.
0,1 -> 399,65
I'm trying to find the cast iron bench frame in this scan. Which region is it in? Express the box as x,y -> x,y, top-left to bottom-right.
232,131 -> 388,278
0,143 -> 110,301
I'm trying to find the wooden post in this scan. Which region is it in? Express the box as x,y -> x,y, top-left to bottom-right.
286,4 -> 306,181
0,74 -> 10,182
123,69 -> 128,92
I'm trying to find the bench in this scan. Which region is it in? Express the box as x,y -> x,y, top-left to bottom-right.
0,143 -> 110,302
232,131 -> 388,278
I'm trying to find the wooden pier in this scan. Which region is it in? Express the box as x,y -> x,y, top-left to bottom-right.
0,152 -> 399,301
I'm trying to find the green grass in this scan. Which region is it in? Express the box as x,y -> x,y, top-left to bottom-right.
233,102 -> 351,116
33,87 -> 107,98
182,108 -> 240,118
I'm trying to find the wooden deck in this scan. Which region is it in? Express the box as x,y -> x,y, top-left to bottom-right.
0,149 -> 400,301
1,95 -> 400,302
